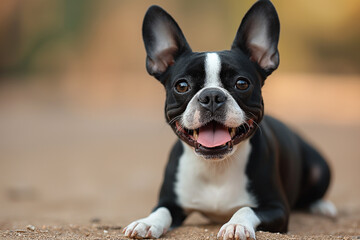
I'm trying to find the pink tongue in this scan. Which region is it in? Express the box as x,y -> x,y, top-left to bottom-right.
197,122 -> 231,148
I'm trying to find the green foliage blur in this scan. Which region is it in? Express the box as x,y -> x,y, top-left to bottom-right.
0,0 -> 359,79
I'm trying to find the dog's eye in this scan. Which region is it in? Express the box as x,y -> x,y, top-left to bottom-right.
175,80 -> 190,93
235,78 -> 250,90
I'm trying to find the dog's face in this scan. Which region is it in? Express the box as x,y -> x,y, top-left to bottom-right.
142,0 -> 279,159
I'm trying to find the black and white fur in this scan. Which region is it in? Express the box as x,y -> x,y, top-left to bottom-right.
123,1 -> 336,239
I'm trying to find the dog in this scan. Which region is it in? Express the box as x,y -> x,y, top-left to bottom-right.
123,1 -> 336,239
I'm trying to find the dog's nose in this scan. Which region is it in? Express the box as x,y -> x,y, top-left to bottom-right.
198,88 -> 227,113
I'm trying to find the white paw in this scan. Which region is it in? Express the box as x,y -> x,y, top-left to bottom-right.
217,223 -> 256,240
310,199 -> 337,218
123,221 -> 166,239
122,207 -> 172,239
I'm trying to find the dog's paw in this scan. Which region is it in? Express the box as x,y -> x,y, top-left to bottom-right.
122,207 -> 172,239
310,199 -> 337,218
122,221 -> 166,239
217,223 -> 256,240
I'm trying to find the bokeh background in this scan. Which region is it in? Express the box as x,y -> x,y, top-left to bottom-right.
0,0 -> 359,232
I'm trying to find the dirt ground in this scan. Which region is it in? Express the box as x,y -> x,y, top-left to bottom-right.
0,73 -> 359,239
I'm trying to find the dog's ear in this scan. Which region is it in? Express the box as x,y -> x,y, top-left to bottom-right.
231,0 -> 280,77
142,5 -> 191,80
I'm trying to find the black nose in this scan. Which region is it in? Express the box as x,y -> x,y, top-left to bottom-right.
198,88 -> 227,113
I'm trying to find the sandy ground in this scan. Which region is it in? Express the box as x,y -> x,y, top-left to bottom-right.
0,73 -> 359,239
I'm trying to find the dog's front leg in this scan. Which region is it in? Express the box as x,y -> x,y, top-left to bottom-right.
123,207 -> 172,239
217,205 -> 288,240
217,207 -> 259,240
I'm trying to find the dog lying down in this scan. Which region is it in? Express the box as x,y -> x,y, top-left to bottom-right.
123,1 -> 336,239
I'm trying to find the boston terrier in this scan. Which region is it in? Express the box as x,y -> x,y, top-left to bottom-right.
123,1 -> 337,239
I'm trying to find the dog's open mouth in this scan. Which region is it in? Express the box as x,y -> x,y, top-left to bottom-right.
175,119 -> 254,158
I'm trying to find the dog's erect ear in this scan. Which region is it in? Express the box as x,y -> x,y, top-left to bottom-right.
142,5 -> 191,80
231,0 -> 280,76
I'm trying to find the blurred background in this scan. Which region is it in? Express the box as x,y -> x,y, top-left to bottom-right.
0,0 -> 359,229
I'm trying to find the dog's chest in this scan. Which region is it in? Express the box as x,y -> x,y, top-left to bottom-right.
175,141 -> 257,222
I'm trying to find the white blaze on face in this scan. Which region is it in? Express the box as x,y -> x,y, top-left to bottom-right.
204,53 -> 222,88
181,52 -> 246,130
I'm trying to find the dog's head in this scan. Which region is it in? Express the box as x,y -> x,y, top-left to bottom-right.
142,0 -> 280,160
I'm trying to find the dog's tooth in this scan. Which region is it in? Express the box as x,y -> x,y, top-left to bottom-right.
230,128 -> 236,138
227,141 -> 233,150
193,129 -> 198,140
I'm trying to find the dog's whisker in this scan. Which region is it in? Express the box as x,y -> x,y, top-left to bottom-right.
245,113 -> 262,136
248,112 -> 257,119
168,115 -> 182,125
252,120 -> 262,135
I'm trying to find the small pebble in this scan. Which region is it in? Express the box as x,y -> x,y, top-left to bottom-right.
103,230 -> 108,234
90,218 -> 101,223
27,225 -> 36,231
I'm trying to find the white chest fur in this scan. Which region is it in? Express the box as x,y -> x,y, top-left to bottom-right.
175,140 -> 257,222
